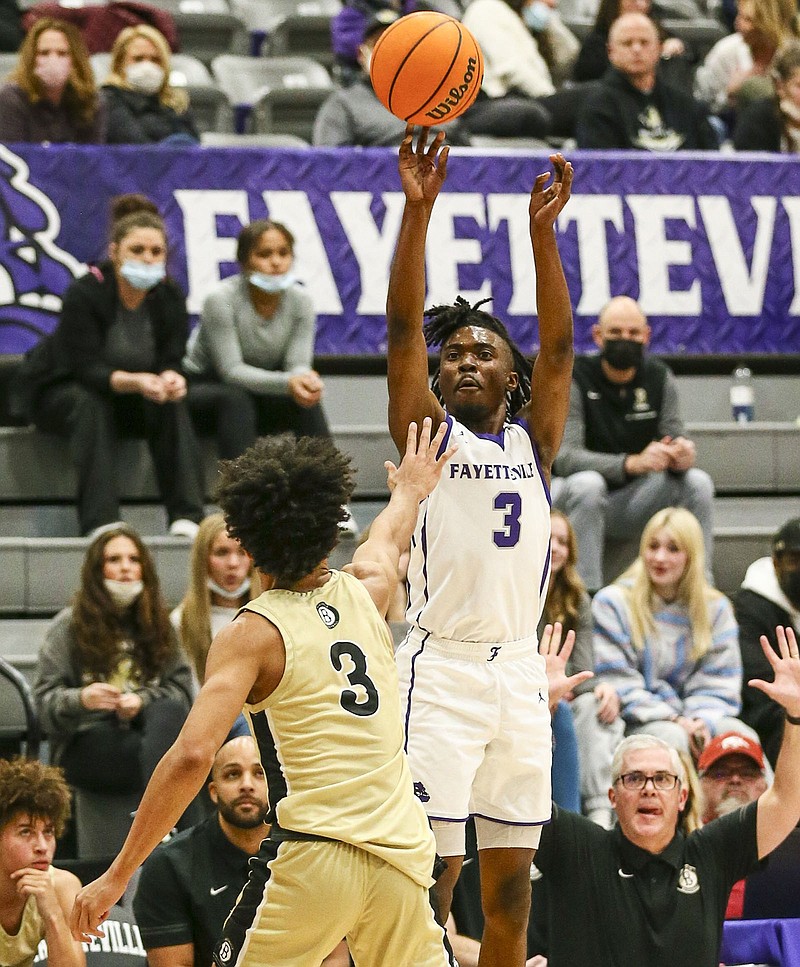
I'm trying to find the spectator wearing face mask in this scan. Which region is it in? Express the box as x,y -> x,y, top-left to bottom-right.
183,219 -> 359,537
33,526 -> 194,814
735,517 -> 800,766
21,194 -> 205,538
313,8 -> 470,146
101,24 -> 199,145
0,17 -> 105,143
551,295 -> 714,594
171,513 -> 257,691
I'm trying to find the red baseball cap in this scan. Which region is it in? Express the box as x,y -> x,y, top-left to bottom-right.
698,732 -> 765,774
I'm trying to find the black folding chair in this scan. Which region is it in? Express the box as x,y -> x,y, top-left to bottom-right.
0,656 -> 41,759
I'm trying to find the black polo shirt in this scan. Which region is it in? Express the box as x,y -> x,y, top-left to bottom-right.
533,801 -> 760,967
133,816 -> 260,967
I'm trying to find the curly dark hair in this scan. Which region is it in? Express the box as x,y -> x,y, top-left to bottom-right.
215,436 -> 355,583
0,757 -> 71,837
423,296 -> 533,418
71,526 -> 174,682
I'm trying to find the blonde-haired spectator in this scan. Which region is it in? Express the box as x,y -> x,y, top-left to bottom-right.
171,513 -> 256,688
0,17 -> 105,143
103,24 -> 198,144
572,507 -> 757,827
695,0 -> 800,115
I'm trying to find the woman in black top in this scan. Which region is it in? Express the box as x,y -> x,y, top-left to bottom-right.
103,24 -> 198,144
0,17 -> 105,142
28,196 -> 204,536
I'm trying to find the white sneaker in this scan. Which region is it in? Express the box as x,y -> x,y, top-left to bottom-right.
338,505 -> 359,540
169,518 -> 200,539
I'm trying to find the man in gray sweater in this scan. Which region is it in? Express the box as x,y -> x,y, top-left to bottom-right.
551,296 -> 714,592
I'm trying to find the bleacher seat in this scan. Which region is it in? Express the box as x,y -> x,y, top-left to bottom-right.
211,53 -> 331,131
149,0 -> 230,11
200,131 -> 309,146
263,12 -> 338,71
230,0 -> 340,55
251,80 -> 332,141
172,10 -> 248,66
660,17 -> 728,60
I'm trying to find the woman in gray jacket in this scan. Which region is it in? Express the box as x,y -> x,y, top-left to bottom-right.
34,526 -> 193,799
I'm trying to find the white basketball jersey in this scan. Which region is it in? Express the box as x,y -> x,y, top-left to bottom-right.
406,413 -> 552,645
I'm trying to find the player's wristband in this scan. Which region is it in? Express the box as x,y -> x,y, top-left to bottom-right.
785,712 -> 800,726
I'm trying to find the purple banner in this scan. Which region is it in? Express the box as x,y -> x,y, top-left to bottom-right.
1,142 -> 799,356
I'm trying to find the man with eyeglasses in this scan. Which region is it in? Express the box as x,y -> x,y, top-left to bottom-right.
528,625 -> 800,967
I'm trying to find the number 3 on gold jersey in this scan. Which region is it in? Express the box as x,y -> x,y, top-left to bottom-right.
330,641 -> 380,717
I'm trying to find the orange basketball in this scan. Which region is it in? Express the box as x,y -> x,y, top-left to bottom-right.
369,12 -> 483,126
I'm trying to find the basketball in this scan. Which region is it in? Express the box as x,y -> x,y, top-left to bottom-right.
369,12 -> 483,126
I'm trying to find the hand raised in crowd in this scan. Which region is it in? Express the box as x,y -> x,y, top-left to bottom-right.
80,682 -> 122,711
398,125 -> 448,206
288,371 -> 324,408
159,369 -> 187,401
540,621 -> 593,708
529,154 -> 573,232
750,625 -> 800,716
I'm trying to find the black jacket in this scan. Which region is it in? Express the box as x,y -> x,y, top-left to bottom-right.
103,85 -> 199,144
576,67 -> 717,150
733,97 -> 783,152
22,263 -> 189,409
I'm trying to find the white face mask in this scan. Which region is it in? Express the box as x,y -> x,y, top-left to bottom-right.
34,55 -> 71,90
126,60 -> 165,95
207,577 -> 251,601
104,579 -> 144,608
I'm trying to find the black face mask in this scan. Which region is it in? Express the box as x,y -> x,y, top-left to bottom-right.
601,338 -> 644,371
778,568 -> 800,609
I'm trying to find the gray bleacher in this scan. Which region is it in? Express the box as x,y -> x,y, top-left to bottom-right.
1,372 -> 799,676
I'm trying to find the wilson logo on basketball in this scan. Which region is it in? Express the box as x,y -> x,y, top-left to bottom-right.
425,57 -> 479,121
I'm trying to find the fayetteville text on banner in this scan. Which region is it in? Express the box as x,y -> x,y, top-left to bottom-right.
1,143 -> 798,356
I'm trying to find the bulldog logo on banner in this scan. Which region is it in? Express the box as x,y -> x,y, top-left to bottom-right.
0,145 -> 85,353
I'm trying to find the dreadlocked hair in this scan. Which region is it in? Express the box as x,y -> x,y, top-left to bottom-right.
423,296 -> 532,418
214,436 -> 355,584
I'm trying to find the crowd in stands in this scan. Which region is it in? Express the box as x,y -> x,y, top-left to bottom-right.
0,0 -> 800,150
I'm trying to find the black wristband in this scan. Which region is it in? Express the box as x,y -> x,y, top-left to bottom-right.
786,712 -> 800,726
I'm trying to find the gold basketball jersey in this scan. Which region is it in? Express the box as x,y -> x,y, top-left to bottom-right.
242,569 -> 436,888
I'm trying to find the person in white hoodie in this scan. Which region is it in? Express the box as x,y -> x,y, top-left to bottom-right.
735,517 -> 800,768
